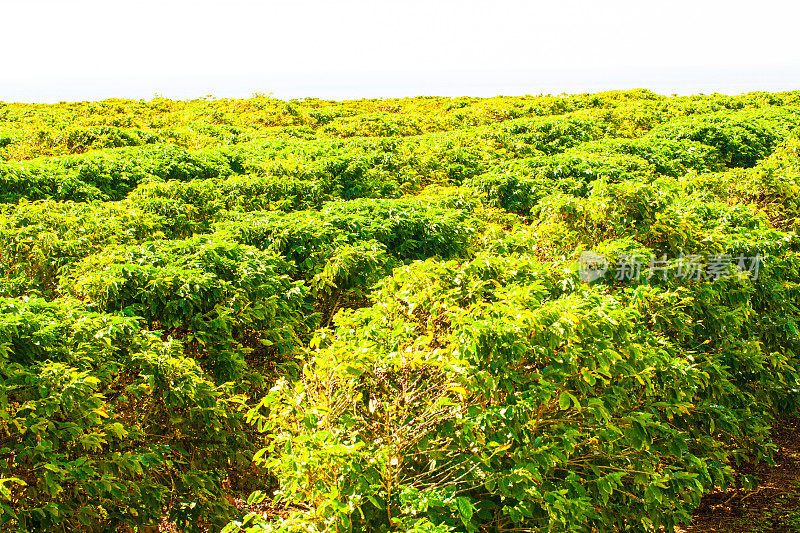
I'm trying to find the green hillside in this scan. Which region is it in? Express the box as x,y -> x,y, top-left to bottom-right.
2,90 -> 800,532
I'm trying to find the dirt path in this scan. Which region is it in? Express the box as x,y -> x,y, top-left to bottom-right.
680,417 -> 800,533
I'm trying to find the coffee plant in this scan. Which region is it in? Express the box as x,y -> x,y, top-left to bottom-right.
1,90 -> 799,532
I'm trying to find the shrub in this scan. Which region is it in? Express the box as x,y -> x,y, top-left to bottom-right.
241,253 -> 791,532
61,235 -> 312,382
0,297 -> 249,532
647,110 -> 795,168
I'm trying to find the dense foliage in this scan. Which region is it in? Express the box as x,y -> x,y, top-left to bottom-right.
1,90 -> 800,532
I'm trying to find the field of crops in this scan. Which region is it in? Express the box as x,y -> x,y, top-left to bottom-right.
1,90 -> 800,533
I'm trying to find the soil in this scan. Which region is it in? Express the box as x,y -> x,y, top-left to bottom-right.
680,417 -> 800,533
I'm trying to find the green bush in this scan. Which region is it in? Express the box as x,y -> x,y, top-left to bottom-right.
467,152 -> 656,216
647,110 -> 798,168
61,235 -> 312,382
0,200 -> 170,297
0,297 -> 250,532
218,197 -> 480,269
495,116 -> 604,155
575,137 -> 724,176
4,91 -> 800,533
241,253 -> 793,532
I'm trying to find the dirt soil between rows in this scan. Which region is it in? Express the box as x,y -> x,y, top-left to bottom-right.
680,416 -> 800,533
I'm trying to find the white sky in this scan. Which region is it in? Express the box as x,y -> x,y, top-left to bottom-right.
2,0 -> 800,102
